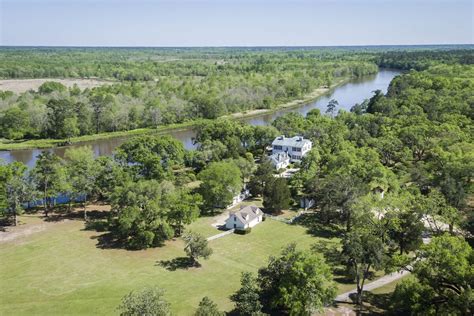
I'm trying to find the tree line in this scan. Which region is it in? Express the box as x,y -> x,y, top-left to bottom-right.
0,48 -> 382,140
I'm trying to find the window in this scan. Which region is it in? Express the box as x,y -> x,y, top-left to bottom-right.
292,147 -> 301,152
233,224 -> 236,228
234,216 -> 236,222
273,145 -> 283,150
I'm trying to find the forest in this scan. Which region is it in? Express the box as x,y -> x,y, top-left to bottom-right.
0,47 -> 396,141
0,48 -> 473,314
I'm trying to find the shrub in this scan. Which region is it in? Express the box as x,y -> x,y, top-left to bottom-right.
235,227 -> 252,235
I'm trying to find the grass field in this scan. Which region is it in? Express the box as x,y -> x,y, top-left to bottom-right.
0,213 -> 344,315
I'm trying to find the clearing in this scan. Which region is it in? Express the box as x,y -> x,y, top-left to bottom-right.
0,204 -> 398,315
0,78 -> 113,94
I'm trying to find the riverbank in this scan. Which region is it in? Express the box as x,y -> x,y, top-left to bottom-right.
0,77 -> 351,151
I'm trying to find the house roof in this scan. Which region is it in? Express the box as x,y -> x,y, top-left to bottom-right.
229,205 -> 262,225
269,152 -> 290,165
272,136 -> 312,148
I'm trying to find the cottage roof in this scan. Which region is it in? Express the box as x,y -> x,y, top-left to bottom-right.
272,136 -> 311,148
230,205 -> 262,224
269,152 -> 290,165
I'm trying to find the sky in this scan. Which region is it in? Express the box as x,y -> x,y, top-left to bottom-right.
1,0 -> 473,46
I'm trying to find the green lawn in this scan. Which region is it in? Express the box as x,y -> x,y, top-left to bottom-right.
0,214 -> 346,315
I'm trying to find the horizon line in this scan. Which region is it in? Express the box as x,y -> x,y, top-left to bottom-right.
1,43 -> 473,49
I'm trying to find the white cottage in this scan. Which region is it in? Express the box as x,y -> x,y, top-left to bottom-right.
271,136 -> 312,163
225,205 -> 263,230
269,152 -> 290,169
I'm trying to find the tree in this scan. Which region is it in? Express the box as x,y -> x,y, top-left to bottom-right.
415,189 -> 460,234
341,230 -> 386,305
0,107 -> 30,140
382,192 -> 424,254
392,235 -> 473,315
183,231 -> 213,266
262,178 -> 290,214
64,146 -> 99,220
63,116 -> 80,143
231,272 -> 263,316
166,190 -> 202,236
230,155 -> 255,182
365,89 -> 384,114
271,112 -> 307,137
109,180 -> 174,249
31,151 -> 66,217
118,287 -> 171,316
38,81 -> 67,94
309,173 -> 365,230
326,99 -> 338,117
258,244 -> 336,315
248,157 -> 274,197
198,161 -> 242,211
115,135 -> 185,180
90,93 -> 113,133
1,162 -> 32,225
44,98 -> 76,139
195,297 -> 223,316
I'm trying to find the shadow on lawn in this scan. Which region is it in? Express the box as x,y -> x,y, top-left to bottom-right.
91,232 -> 131,250
335,291 -> 392,315
294,212 -> 343,239
156,257 -> 198,271
44,208 -> 109,223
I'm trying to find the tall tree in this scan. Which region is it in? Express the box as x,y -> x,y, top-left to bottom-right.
392,235 -> 473,315
258,244 -> 336,314
115,135 -> 185,180
31,151 -> 66,217
64,146 -> 99,220
182,231 -> 213,266
326,99 -> 339,117
248,157 -> 274,197
231,272 -> 263,316
262,178 -> 291,214
341,230 -> 386,305
166,189 -> 202,236
198,161 -> 242,211
118,287 -> 171,316
109,180 -> 174,249
1,162 -> 32,225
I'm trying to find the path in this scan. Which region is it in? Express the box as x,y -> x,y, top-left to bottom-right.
335,270 -> 411,302
335,237 -> 430,302
206,229 -> 235,241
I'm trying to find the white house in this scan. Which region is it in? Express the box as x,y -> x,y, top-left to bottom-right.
269,152 -> 290,169
271,136 -> 312,163
225,205 -> 263,230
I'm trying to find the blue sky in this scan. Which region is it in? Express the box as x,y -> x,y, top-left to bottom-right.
1,0 -> 472,46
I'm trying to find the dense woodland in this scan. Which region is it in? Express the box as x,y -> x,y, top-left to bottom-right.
0,48 -> 381,140
1,48 -> 473,314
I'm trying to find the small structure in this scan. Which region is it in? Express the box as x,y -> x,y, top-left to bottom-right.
269,152 -> 290,169
227,186 -> 251,209
225,205 -> 263,230
271,135 -> 312,163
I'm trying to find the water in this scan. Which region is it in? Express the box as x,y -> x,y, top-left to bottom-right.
0,69 -> 401,167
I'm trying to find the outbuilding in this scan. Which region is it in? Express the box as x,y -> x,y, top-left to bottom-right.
225,205 -> 263,230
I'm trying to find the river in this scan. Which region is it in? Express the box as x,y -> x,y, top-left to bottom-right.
0,69 -> 401,167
